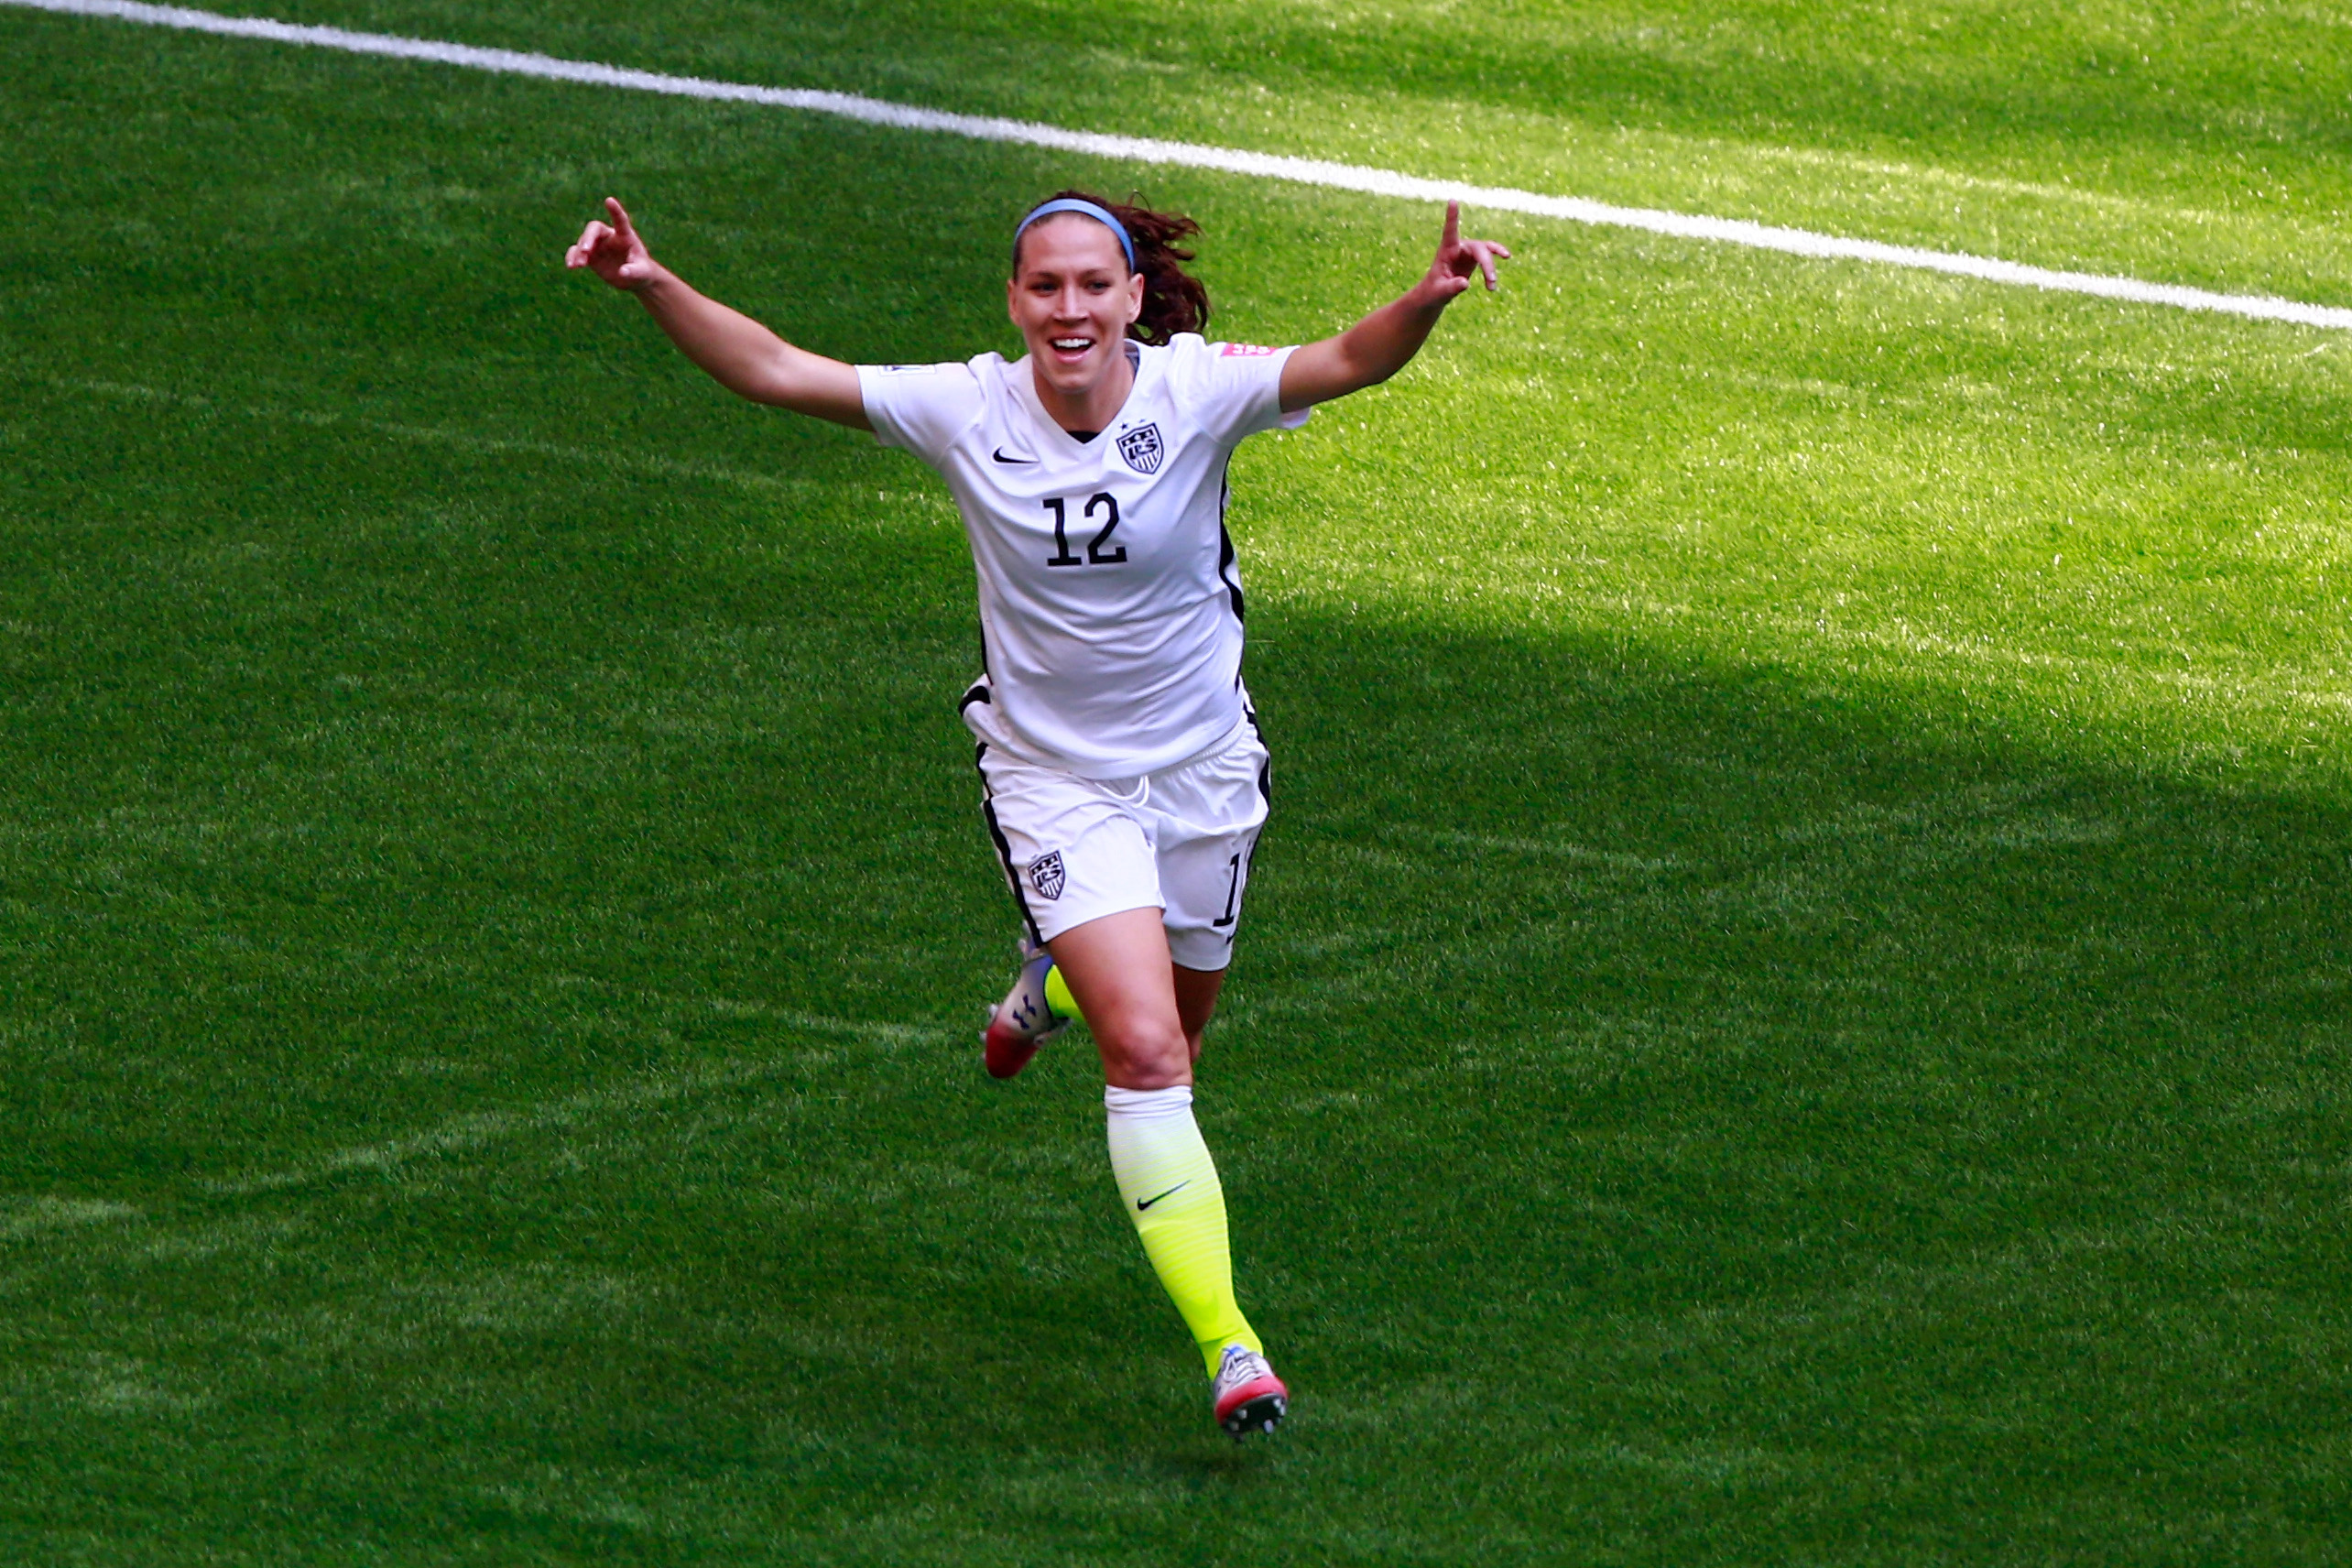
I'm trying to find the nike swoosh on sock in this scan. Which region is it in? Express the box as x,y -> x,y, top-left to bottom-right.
1137,1181 -> 1191,1211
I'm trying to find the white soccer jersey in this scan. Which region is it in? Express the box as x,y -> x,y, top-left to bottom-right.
859,333 -> 1308,779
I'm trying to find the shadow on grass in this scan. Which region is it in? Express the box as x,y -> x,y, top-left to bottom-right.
1245,607 -> 2348,1316
1,382 -> 2345,1560
9,595 -> 2347,1562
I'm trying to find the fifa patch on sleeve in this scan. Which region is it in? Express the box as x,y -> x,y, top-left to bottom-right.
1218,343 -> 1279,356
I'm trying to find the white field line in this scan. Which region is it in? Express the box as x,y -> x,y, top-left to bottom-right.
206,1010 -> 949,1198
13,0 -> 2352,332
0,1009 -> 950,1255
1,1196 -> 143,1242
205,1062 -> 749,1197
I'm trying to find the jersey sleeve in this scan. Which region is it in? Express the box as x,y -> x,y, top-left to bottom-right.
857,360 -> 985,466
1169,334 -> 1312,447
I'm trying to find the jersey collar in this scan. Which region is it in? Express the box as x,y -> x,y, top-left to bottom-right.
1013,341 -> 1149,455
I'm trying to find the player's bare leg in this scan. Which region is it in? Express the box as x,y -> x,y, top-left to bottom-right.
1049,909 -> 1191,1089
981,941 -> 1222,1079
1173,964 -> 1225,1066
1049,909 -> 1287,1436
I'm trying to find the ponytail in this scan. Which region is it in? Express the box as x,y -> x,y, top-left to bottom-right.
1014,189 -> 1211,345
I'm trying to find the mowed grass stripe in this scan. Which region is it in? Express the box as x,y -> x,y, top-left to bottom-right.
11,0 -> 2352,332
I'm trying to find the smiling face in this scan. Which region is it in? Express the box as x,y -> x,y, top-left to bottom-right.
1007,213 -> 1146,402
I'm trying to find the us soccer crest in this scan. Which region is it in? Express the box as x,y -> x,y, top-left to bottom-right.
1117,423 -> 1165,475
1028,850 -> 1066,901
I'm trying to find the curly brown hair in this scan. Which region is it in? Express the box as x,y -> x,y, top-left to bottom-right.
1012,190 -> 1211,346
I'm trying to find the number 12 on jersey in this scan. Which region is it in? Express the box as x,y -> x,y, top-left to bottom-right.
1043,494 -> 1127,567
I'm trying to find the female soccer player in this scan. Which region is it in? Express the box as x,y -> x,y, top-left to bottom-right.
567,187 -> 1508,1437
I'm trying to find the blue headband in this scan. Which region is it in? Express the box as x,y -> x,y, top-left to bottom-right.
1012,198 -> 1137,272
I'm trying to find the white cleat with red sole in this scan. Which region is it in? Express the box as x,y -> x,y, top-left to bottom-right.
1212,1344 -> 1289,1440
981,940 -> 1070,1080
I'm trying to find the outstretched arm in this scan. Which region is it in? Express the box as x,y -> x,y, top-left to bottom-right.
565,198 -> 871,430
1277,201 -> 1511,413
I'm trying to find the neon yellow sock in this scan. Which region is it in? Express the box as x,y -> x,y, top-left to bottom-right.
1103,1085 -> 1260,1377
1044,962 -> 1083,1023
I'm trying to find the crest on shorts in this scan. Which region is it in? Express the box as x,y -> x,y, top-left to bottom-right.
1117,423 -> 1165,475
1028,850 -> 1066,901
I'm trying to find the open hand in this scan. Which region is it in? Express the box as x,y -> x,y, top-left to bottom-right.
565,197 -> 659,290
1421,201 -> 1511,301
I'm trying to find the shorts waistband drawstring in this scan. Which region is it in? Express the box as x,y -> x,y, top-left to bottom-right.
1098,773 -> 1151,810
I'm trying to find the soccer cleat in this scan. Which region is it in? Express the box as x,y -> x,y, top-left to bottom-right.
981,940 -> 1071,1079
1211,1344 -> 1288,1439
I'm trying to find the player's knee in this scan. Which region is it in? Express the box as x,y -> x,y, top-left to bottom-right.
1098,1014 -> 1191,1087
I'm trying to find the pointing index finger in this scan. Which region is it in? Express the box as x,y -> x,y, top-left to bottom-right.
605,197 -> 637,241
1442,200 -> 1461,251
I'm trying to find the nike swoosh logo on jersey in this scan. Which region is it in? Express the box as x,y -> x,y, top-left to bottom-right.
992,447 -> 1035,463
1136,1181 -> 1191,1211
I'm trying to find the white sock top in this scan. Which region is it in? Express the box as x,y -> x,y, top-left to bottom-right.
1104,1083 -> 1195,1117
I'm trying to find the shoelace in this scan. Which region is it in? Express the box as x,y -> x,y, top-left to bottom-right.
1216,1346 -> 1272,1390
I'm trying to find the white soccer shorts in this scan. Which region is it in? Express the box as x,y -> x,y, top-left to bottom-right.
976,723 -> 1270,971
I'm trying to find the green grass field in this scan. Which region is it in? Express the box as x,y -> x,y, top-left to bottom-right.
5,2 -> 2350,1561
